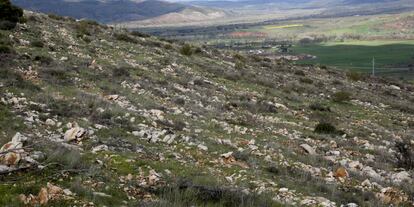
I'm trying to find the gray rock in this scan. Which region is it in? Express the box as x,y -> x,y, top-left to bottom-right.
300,144 -> 317,155
391,171 -> 411,184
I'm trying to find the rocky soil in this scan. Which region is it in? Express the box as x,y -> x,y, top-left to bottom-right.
0,11 -> 413,207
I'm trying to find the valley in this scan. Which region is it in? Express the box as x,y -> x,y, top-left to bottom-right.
139,11 -> 414,80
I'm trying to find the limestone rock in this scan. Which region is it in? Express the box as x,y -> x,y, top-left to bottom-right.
92,145 -> 109,153
390,171 -> 411,184
64,126 -> 86,142
377,187 -> 408,205
300,144 -> 317,155
45,119 -> 56,126
0,133 -> 27,166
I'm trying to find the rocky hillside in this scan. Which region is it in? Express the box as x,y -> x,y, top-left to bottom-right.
0,9 -> 414,207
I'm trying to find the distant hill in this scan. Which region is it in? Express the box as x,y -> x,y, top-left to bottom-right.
11,0 -> 190,23
120,6 -> 228,27
187,0 -> 414,13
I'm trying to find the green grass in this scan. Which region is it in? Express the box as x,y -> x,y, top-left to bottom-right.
0,104 -> 26,144
292,41 -> 414,73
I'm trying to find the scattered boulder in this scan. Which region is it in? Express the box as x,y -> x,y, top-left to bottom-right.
64,126 -> 86,142
362,166 -> 382,181
221,151 -> 249,168
0,133 -> 27,166
300,144 -> 317,155
45,119 -> 56,126
105,94 -> 119,101
92,192 -> 112,198
197,144 -> 208,151
376,187 -> 408,205
390,171 -> 411,184
389,85 -> 401,90
19,183 -> 72,205
92,145 -> 109,153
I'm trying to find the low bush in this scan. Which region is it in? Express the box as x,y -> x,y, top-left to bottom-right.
233,53 -> 246,62
0,67 -> 39,90
39,67 -> 71,84
332,91 -> 352,103
309,102 -> 331,112
294,70 -> 306,76
395,140 -> 414,170
30,40 -> 44,48
114,33 -> 138,44
314,122 -> 338,134
152,180 -> 280,207
173,97 -> 185,105
130,31 -> 150,38
74,20 -> 100,37
112,66 -> 131,78
0,44 -> 13,54
194,47 -> 203,54
164,44 -> 173,50
180,44 -> 193,56
0,0 -> 23,30
235,61 -> 245,70
300,77 -> 313,84
34,55 -> 53,65
45,144 -> 86,170
346,71 -> 364,81
48,13 -> 65,21
266,165 -> 280,175
79,19 -> 100,26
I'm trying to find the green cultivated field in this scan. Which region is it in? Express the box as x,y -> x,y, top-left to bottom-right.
292,40 -> 414,78
155,11 -> 414,80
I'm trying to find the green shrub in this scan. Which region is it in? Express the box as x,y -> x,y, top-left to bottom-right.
48,13 -> 65,21
45,145 -> 86,170
0,0 -> 23,30
34,55 -> 53,65
114,33 -> 138,43
346,71 -> 364,81
0,68 -> 40,90
79,19 -> 100,26
320,65 -> 328,70
180,44 -> 193,56
0,44 -> 12,53
154,180 -> 281,207
130,31 -> 150,38
74,20 -> 100,37
30,40 -> 44,48
266,165 -> 280,175
233,53 -> 246,62
314,122 -> 338,134
332,91 -> 352,103
300,77 -> 313,84
251,55 -> 262,62
235,61 -> 245,70
395,140 -> 414,170
39,67 -> 72,84
112,66 -> 131,78
294,70 -> 306,76
164,44 -> 173,50
309,102 -> 331,112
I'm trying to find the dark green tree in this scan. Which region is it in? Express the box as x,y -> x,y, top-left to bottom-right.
0,0 -> 24,30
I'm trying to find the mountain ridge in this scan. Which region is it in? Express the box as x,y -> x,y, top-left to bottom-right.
11,0 -> 192,23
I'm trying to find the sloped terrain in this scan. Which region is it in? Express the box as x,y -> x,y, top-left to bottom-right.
11,0 -> 188,23
0,11 -> 414,207
121,7 -> 228,28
